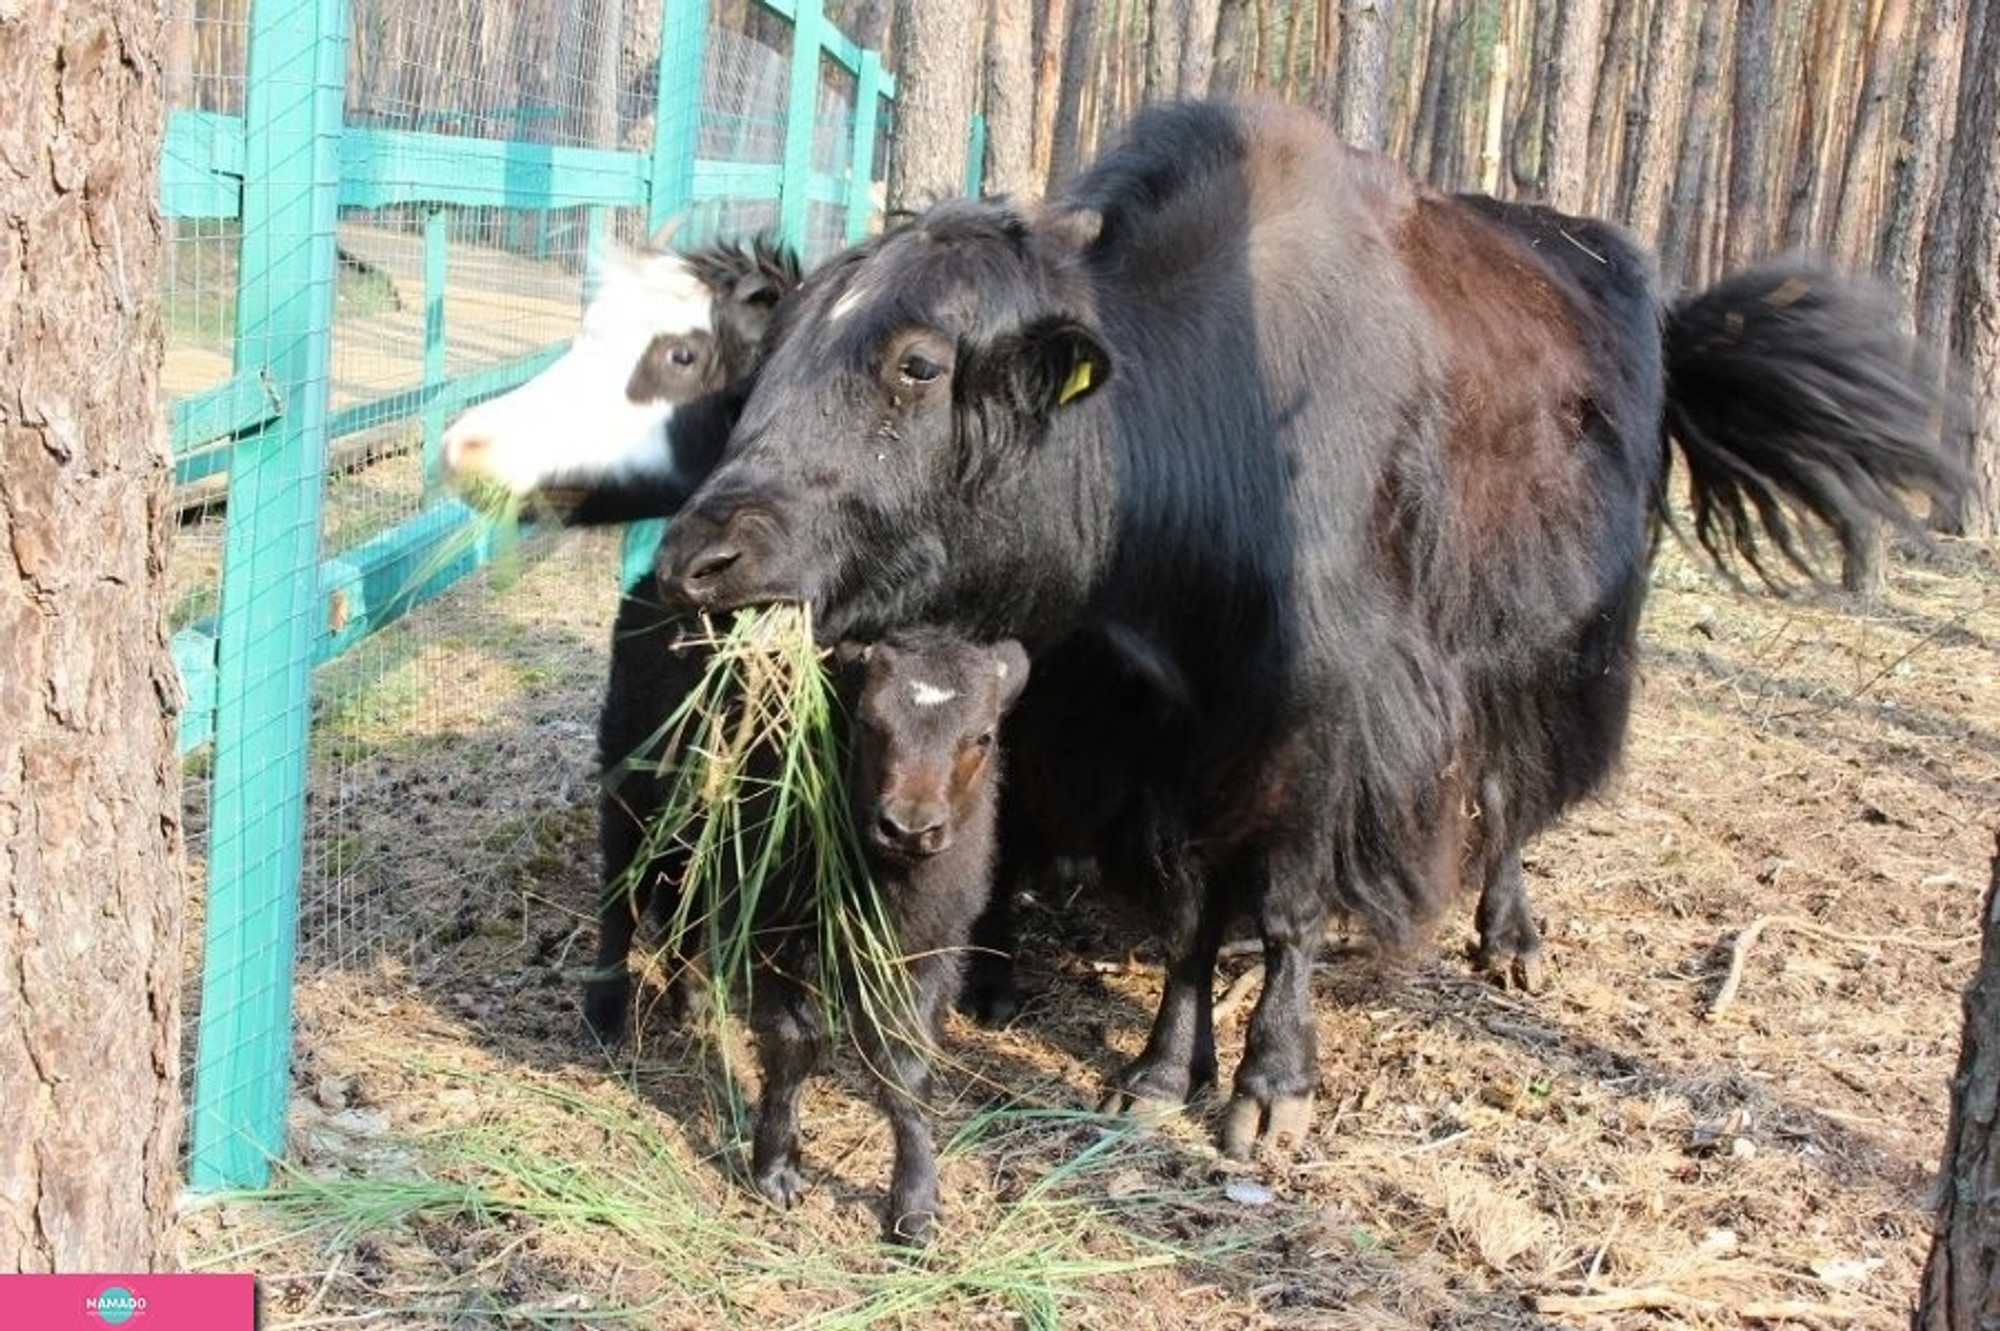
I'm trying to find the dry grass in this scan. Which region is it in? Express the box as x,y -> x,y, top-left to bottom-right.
177,528 -> 1998,1328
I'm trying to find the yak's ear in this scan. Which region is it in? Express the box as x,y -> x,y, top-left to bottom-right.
976,316 -> 1111,418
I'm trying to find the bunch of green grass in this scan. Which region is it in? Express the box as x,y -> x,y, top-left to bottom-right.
205,1073 -> 1286,1328
605,604 -> 917,1099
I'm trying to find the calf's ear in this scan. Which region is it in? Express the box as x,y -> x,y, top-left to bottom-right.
991,640 -> 1031,712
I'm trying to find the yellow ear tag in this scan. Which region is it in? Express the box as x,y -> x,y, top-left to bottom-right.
1057,357 -> 1094,406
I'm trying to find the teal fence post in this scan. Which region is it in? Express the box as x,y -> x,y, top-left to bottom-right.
421,205 -> 448,498
779,0 -> 825,256
846,47 -> 882,244
649,0 -> 709,236
965,113 -> 986,197
628,0 -> 710,590
190,0 -> 347,1190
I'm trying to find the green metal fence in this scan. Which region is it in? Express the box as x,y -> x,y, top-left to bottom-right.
164,0 -> 897,1192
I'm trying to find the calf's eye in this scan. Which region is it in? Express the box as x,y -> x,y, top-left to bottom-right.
670,343 -> 700,368
899,352 -> 943,385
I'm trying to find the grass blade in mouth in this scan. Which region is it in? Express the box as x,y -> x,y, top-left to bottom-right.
612,604 -> 918,1074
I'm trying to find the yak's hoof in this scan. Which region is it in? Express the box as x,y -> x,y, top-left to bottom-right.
884,1206 -> 937,1247
755,1159 -> 806,1210
1473,940 -> 1547,994
1220,1091 -> 1314,1160
956,970 -> 1020,1027
580,977 -> 631,1042
1099,1058 -> 1197,1120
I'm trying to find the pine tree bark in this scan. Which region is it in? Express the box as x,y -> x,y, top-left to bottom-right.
1543,0 -> 1604,209
1659,0 -> 1729,284
1880,0 -> 1965,311
1831,0 -> 1913,267
1914,838 -> 2000,1327
0,0 -> 182,1272
983,0 -> 1035,196
1937,0 -> 1998,539
1178,0 -> 1222,97
889,0 -> 982,209
1047,0 -> 1100,186
1029,0 -> 1070,191
1625,0 -> 1692,245
1334,0 -> 1390,152
1724,0 -> 1776,269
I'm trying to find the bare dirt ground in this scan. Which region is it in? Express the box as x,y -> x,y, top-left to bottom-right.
177,525 -> 1997,1329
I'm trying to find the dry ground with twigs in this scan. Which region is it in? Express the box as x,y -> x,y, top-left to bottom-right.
177,524 -> 1997,1329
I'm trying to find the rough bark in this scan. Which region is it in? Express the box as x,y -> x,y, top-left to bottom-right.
889,0 -> 982,209
1625,0 -> 1692,244
1880,0 -> 1965,310
1334,0 -> 1390,152
1211,0 -> 1254,95
1047,0 -> 1100,186
983,0 -> 1035,196
1914,839 -> 2000,1327
1831,0 -> 1913,267
0,0 -> 182,1272
1178,0 -> 1222,97
1937,0 -> 1999,538
1145,0 -> 1185,101
1543,0 -> 1604,209
1659,0 -> 1728,284
1724,0 -> 1775,269
1028,0 -> 1070,191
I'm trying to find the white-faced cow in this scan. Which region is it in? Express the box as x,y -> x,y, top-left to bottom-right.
443,235 -> 800,522
659,100 -> 1962,1158
439,234 -> 805,1037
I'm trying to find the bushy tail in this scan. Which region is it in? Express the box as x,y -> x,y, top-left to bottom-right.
1662,260 -> 1964,583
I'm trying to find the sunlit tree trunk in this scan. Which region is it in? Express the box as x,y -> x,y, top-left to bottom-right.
0,0 -> 183,1272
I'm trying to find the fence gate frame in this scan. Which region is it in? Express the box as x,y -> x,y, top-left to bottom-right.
167,0 -> 899,1192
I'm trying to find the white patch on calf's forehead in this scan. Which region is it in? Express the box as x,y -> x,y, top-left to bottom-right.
907,679 -> 957,707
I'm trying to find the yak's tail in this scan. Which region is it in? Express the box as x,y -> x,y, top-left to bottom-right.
1661,259 -> 1964,584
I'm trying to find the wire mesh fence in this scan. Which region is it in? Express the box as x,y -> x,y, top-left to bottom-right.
162,0 -> 901,1189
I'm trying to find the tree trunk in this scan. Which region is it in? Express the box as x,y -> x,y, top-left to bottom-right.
1880,0 -> 1965,311
1659,0 -> 1728,285
984,0 -> 1035,196
1212,0 -> 1254,95
1029,0 -> 1071,191
0,0 -> 182,1272
1831,0 -> 1913,267
1334,0 -> 1390,152
1914,838 -> 2000,1327
1625,0 -> 1692,245
1937,0 -> 1999,539
1585,0 -> 1641,215
1179,0 -> 1222,97
1724,0 -> 1775,269
890,0 -> 982,209
1048,0 -> 1100,186
1146,0 -> 1185,101
1543,0 -> 1604,209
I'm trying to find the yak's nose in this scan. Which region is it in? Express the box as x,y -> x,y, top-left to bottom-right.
871,806 -> 949,859
676,543 -> 742,604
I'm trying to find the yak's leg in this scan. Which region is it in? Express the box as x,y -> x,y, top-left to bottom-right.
750,970 -> 827,1209
582,795 -> 650,1040
1221,853 -> 1326,1159
864,956 -> 954,1245
957,886 -> 1019,1026
1102,851 -> 1225,1112
1473,844 -> 1545,993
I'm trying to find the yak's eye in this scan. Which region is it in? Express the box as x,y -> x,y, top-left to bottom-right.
970,731 -> 995,752
669,343 -> 700,368
899,352 -> 943,385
